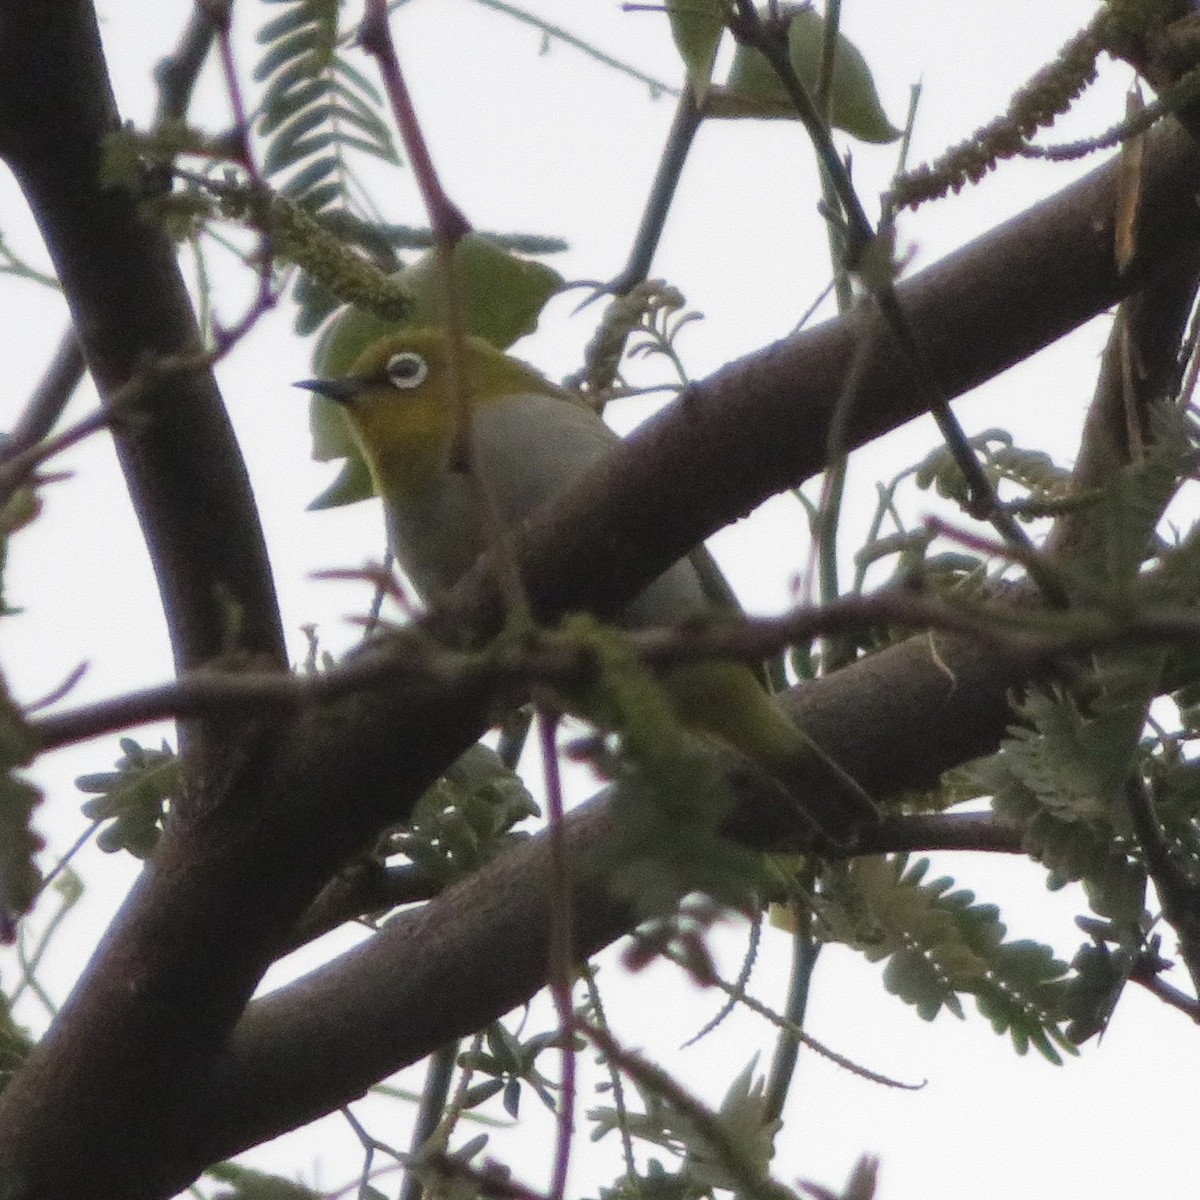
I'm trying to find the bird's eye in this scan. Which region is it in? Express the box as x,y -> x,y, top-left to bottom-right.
386,352 -> 429,390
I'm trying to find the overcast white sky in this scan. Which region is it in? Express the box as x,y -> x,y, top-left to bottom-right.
2,2 -> 1198,1197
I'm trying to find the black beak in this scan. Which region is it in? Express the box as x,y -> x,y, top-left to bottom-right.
293,377 -> 362,404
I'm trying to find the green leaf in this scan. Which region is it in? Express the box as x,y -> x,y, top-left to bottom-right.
883,948 -> 964,1021
398,234 -> 565,350
260,102 -> 334,158
279,154 -> 340,199
720,6 -> 899,142
1060,940 -> 1131,1044
391,743 -> 539,884
254,29 -> 328,85
295,180 -> 343,214
311,232 -> 562,376
331,80 -> 393,129
305,451 -> 376,509
328,101 -> 394,149
328,130 -> 399,164
667,0 -> 727,101
692,1058 -> 777,1190
462,1078 -> 506,1109
1062,407 -> 1197,588
205,1161 -> 323,1200
264,128 -> 336,176
257,4 -> 321,45
968,684 -> 1152,937
258,79 -> 327,136
330,56 -> 385,106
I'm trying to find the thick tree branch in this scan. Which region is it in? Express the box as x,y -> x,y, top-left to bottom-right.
424,117 -> 1200,647
1047,243 -> 1200,560
0,0 -> 285,681
136,641 -> 1039,1192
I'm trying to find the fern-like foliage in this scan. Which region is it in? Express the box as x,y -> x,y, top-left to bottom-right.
255,0 -> 398,210
589,1058 -> 780,1200
254,0 -> 408,332
823,856 -> 1076,1063
561,616 -> 769,924
915,428 -> 1074,523
968,688 -> 1149,930
1069,403 -> 1198,588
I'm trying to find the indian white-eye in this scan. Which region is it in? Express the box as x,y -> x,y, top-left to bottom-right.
298,329 -> 876,842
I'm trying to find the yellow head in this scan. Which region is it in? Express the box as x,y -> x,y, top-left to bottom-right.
297,329 -> 564,501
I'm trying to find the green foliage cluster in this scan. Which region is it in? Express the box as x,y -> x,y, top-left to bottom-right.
822,856 -> 1076,1062
570,281 -> 697,397
589,1054 -> 783,1200
76,737 -> 179,858
254,0 -> 412,334
459,1020 -> 565,1120
915,429 -> 1075,520
973,690 -> 1149,922
390,743 -> 539,887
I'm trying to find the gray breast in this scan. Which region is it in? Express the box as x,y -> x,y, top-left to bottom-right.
387,392 -> 712,626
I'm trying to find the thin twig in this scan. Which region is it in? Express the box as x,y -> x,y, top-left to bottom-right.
664,940 -> 920,1091
29,586 -> 1061,752
400,1046 -> 459,1200
762,889 -> 819,1123
1130,959 -> 1200,1021
4,331 -> 84,458
154,3 -> 220,125
581,1021 -> 802,1200
199,0 -> 280,349
682,912 -> 762,1048
358,2 -> 469,242
1124,775 -> 1200,995
537,708 -> 576,1200
0,347 -> 227,506
358,1 -> 536,625
607,89 -> 703,296
729,1 -> 1065,605
470,0 -> 679,99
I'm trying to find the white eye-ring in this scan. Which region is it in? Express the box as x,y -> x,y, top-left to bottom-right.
386,351 -> 429,390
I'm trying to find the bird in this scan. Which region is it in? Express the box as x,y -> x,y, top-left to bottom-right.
297,328 -> 877,843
